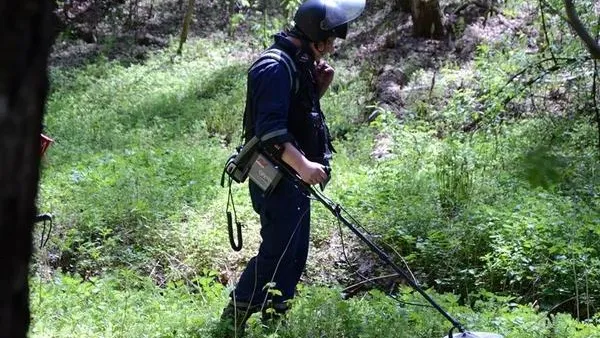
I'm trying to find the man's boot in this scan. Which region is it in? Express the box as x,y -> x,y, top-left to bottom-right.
260,302 -> 288,331
214,302 -> 259,338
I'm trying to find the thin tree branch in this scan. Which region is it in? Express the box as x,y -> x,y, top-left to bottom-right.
592,14 -> 600,158
463,57 -> 585,132
342,273 -> 400,294
593,59 -> 600,155
538,0 -> 557,65
501,57 -> 580,91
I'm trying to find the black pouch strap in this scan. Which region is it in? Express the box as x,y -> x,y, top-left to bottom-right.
225,177 -> 243,251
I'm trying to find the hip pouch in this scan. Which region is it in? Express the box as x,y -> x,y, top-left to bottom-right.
222,136 -> 282,195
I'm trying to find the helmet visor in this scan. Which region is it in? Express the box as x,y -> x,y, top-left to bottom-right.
321,0 -> 366,31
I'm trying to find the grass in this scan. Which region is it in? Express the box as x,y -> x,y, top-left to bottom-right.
30,271 -> 225,338
32,20 -> 600,337
30,272 -> 600,337
39,38 -> 254,276
37,34 -> 375,277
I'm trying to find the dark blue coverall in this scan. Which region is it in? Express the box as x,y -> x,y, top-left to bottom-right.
232,32 -> 332,309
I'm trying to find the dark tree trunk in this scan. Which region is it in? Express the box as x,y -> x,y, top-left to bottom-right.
0,1 -> 55,337
177,0 -> 195,55
411,0 -> 445,39
394,0 -> 412,13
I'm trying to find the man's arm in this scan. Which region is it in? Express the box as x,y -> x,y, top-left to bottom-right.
280,142 -> 328,185
250,58 -> 328,185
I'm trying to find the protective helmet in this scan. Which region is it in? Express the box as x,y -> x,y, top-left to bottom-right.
294,0 -> 366,42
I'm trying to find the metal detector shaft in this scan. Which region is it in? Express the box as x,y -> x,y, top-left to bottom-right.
266,156 -> 467,334
312,186 -> 466,333
305,185 -> 466,333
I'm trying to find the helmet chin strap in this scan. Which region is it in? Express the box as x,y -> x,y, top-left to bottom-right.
303,40 -> 319,60
288,26 -> 320,60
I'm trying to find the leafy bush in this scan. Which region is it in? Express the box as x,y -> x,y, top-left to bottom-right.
320,104 -> 600,315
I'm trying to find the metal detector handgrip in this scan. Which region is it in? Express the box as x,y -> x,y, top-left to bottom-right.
319,166 -> 331,191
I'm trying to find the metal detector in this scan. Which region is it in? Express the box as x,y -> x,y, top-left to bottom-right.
270,159 -> 504,338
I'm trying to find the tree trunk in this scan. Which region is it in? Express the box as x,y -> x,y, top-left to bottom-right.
411,0 -> 445,39
394,0 -> 412,13
177,0 -> 195,55
0,1 -> 55,337
562,0 -> 600,59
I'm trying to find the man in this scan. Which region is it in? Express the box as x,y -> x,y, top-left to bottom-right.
217,0 -> 365,336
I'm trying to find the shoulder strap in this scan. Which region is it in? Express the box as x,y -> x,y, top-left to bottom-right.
242,47 -> 299,144
248,47 -> 299,95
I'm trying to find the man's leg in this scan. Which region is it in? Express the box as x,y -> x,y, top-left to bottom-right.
234,179 -> 310,305
215,301 -> 260,338
219,179 -> 309,336
261,200 -> 311,324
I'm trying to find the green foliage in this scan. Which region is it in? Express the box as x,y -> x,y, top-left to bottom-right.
321,104 -> 600,312
321,63 -> 371,139
281,0 -> 302,22
435,139 -> 476,217
35,1 -> 600,334
519,144 -> 568,189
225,0 -> 300,48
349,1 -> 599,311
540,0 -> 598,58
30,271 -> 225,338
253,10 -> 287,48
40,39 -> 250,275
30,275 -> 600,338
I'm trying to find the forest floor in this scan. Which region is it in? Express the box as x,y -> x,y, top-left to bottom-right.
47,0 -> 540,290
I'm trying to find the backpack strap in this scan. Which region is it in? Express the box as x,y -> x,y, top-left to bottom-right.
242,46 -> 300,143
248,47 -> 299,95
